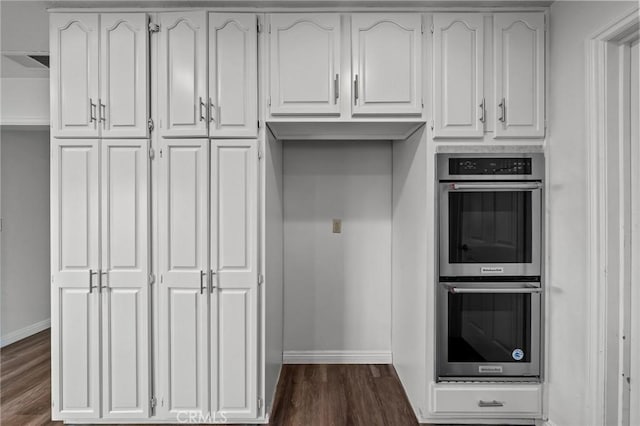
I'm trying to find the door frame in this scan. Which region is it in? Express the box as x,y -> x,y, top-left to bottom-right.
586,7 -> 639,426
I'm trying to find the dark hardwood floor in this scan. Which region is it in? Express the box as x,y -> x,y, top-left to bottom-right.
0,329 -> 419,425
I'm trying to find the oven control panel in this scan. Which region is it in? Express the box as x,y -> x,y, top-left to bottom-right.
449,158 -> 532,175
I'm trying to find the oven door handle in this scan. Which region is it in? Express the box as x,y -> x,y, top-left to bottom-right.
442,284 -> 542,294
449,182 -> 542,190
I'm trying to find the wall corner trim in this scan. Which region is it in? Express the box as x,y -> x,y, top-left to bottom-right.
0,319 -> 50,348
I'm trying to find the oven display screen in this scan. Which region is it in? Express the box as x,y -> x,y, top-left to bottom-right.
449,158 -> 532,175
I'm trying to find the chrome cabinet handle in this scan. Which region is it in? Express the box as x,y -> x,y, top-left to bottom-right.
210,269 -> 217,292
100,271 -> 108,292
89,99 -> 97,123
354,74 -> 359,105
478,400 -> 504,408
99,99 -> 106,128
479,97 -> 486,123
209,98 -> 215,123
199,97 -> 206,122
89,269 -> 99,293
200,270 -> 206,294
334,74 -> 339,103
498,97 -> 506,122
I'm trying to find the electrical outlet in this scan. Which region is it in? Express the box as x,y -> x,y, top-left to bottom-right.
332,219 -> 342,234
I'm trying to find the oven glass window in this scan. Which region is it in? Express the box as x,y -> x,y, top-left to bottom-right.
448,292 -> 531,363
449,191 -> 532,263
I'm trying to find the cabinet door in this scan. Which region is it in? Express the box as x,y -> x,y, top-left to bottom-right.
158,12 -> 208,137
209,14 -> 258,138
269,14 -> 341,116
210,140 -> 259,420
100,14 -> 149,138
494,13 -> 545,138
50,14 -> 100,138
51,139 -> 100,419
157,139 -> 210,418
433,14 -> 484,138
351,14 -> 422,115
100,140 -> 150,419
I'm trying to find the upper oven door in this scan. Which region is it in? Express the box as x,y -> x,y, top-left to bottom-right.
439,182 -> 542,277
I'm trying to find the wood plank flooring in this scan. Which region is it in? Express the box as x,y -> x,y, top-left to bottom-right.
0,329 -> 419,425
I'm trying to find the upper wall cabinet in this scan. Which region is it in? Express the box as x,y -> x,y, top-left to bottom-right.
351,14 -> 423,116
433,14 -> 484,138
158,11 -> 208,138
269,14 -> 342,116
50,13 -> 148,138
208,13 -> 258,137
494,13 -> 545,138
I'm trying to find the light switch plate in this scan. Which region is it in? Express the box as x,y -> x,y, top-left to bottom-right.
332,219 -> 342,234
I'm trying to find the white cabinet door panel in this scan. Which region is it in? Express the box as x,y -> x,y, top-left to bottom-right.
51,139 -> 100,286
211,140 -> 258,286
494,13 -> 545,138
351,14 -> 422,115
100,139 -> 150,418
434,14 -> 484,138
158,12 -> 208,137
210,139 -> 258,419
269,14 -> 341,116
50,14 -> 100,138
158,139 -> 209,418
213,288 -> 258,419
51,139 -> 100,419
209,13 -> 258,137
100,14 -> 149,138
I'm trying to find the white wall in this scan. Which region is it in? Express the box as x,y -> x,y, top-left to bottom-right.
547,2 -> 637,425
0,129 -> 51,346
283,141 -> 392,359
392,127 -> 428,417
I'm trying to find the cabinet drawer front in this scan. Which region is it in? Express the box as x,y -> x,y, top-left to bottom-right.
432,385 -> 542,416
269,13 -> 342,116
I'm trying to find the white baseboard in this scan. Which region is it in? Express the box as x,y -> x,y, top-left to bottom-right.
0,319 -> 50,348
283,350 -> 392,364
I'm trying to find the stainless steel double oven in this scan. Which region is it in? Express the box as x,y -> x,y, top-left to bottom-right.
436,153 -> 544,381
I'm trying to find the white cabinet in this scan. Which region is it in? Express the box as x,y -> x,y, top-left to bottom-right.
433,14 -> 485,137
494,13 -> 545,138
210,140 -> 259,419
157,138 -> 210,416
51,139 -> 101,419
158,138 -> 259,421
50,13 -> 148,138
99,14 -> 149,138
209,14 -> 258,137
99,139 -> 150,418
269,14 -> 342,116
158,12 -> 208,137
351,14 -> 423,115
51,138 -> 151,420
50,14 -> 99,138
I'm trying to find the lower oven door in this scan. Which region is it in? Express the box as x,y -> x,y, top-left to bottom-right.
437,282 -> 542,380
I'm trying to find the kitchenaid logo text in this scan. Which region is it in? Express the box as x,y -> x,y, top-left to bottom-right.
481,267 -> 504,274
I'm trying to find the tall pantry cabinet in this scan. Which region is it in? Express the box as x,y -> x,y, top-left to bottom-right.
50,12 -> 151,420
50,10 -> 265,424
